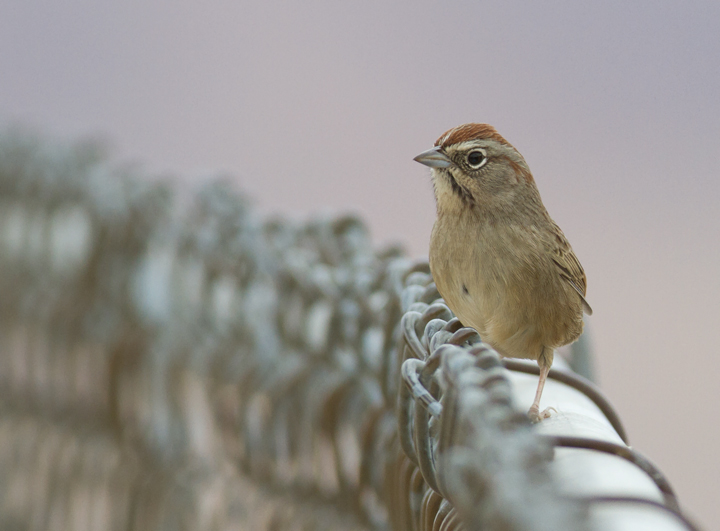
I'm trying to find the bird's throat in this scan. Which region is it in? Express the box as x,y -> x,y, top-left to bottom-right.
446,173 -> 473,204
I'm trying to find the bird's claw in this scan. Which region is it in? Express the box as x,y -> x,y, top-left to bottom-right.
527,405 -> 556,423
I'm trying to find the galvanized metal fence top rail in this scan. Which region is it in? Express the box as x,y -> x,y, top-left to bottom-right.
0,132 -> 700,530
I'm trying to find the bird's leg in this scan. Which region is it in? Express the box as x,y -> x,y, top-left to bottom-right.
528,352 -> 556,423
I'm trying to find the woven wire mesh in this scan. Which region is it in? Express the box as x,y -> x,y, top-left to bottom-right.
0,133 -> 696,531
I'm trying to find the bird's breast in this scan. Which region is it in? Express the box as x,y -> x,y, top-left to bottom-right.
429,217 -> 498,334
429,216 -> 583,359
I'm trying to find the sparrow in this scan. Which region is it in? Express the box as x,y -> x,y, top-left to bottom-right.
414,123 -> 592,422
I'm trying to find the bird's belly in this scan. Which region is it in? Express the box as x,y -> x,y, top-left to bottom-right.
430,248 -> 582,361
430,253 -> 495,340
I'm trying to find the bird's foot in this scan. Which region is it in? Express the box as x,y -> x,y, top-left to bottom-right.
527,405 -> 556,423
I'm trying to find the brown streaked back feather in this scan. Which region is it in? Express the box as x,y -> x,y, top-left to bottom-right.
548,222 -> 593,315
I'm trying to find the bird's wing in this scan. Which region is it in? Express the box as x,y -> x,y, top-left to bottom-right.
549,223 -> 593,315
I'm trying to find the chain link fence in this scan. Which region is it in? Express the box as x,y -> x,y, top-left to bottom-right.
0,132 -> 699,530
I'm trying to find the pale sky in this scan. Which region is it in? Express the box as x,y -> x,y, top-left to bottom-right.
2,1 -> 719,527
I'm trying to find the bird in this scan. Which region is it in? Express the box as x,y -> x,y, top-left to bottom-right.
414,123 -> 592,422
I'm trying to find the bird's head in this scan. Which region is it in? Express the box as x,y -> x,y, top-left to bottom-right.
414,123 -> 537,215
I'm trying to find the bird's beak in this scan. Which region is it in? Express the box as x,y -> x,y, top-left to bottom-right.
413,146 -> 452,169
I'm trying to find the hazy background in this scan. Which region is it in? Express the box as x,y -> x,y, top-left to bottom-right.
2,0 -> 718,527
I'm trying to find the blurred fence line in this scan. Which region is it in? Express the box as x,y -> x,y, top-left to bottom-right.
0,133 -> 698,530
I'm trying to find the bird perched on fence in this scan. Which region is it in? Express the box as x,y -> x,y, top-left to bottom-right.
414,123 -> 592,422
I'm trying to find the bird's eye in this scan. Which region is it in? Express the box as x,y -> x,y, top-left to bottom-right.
466,150 -> 487,168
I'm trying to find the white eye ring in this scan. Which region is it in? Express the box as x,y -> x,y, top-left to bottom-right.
466,149 -> 488,169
